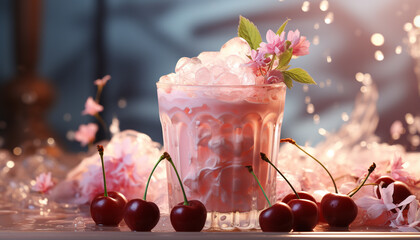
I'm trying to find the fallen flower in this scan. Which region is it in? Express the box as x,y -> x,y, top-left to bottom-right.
32,172 -> 54,194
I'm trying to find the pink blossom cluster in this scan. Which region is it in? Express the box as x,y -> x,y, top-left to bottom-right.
74,75 -> 111,147
246,29 -> 310,84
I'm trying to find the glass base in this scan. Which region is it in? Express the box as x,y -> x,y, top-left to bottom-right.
204,210 -> 260,230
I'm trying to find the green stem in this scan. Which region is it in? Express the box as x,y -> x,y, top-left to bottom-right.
349,163 -> 376,198
245,166 -> 271,207
260,152 -> 300,199
281,138 -> 338,194
143,154 -> 166,201
346,183 -> 378,196
164,152 -> 189,206
97,145 -> 108,197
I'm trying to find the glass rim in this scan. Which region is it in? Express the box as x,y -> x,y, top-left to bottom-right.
156,82 -> 286,88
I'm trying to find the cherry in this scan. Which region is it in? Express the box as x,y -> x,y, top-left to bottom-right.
280,138 -> 376,229
375,176 -> 412,205
246,165 -> 293,232
259,203 -> 293,232
124,154 -> 166,231
90,145 -> 127,226
288,199 -> 318,231
282,191 -> 316,204
320,193 -> 357,227
260,153 -> 318,231
166,152 -> 207,232
321,163 -> 376,228
91,191 -> 127,226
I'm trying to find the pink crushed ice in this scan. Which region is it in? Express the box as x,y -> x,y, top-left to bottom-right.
159,37 -> 257,85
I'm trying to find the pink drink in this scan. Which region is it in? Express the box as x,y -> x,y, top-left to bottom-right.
157,83 -> 286,229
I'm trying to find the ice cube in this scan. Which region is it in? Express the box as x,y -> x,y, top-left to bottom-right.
216,72 -> 240,85
175,57 -> 190,73
209,66 -> 227,79
220,37 -> 251,58
226,55 -> 246,69
159,73 -> 178,84
197,51 -> 220,65
195,67 -> 214,85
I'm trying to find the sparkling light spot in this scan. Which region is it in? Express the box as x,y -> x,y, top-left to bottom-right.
66,131 -> 75,141
313,35 -> 320,45
47,137 -> 55,145
307,104 -> 315,114
341,112 -> 349,122
313,114 -> 320,124
404,22 -> 413,31
375,50 -> 384,61
411,135 -> 420,147
414,15 -> 420,27
360,86 -> 368,93
360,141 -> 367,147
318,128 -> 327,136
118,99 -> 127,109
302,1 -> 310,12
354,29 -> 362,37
314,23 -> 320,30
6,161 -> 15,168
302,85 -> 309,92
371,33 -> 385,46
324,12 -> 334,24
395,45 -> 402,54
326,149 -> 335,158
326,56 -> 332,63
406,113 -> 414,124
63,113 -> 72,122
305,96 -> 311,104
319,82 -> 325,88
320,0 -> 329,11
326,79 -> 332,86
13,147 -> 22,156
355,72 -> 364,82
409,36 -> 416,44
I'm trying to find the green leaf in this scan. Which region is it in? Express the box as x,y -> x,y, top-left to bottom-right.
277,48 -> 293,69
276,19 -> 290,35
283,73 -> 293,89
284,68 -> 316,85
238,16 -> 262,50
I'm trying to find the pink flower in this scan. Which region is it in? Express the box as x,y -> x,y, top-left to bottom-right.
265,70 -> 284,84
390,199 -> 420,232
82,97 -> 103,116
356,182 -> 416,219
389,154 -> 418,186
32,172 -> 54,194
245,49 -> 270,69
287,30 -> 310,56
259,29 -> 285,55
74,123 -> 98,146
94,75 -> 111,87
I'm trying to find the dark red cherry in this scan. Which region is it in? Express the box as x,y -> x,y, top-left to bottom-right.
288,199 -> 318,231
375,176 -> 412,205
282,191 -> 316,204
170,200 -> 207,232
90,191 -> 127,226
124,199 -> 160,231
259,202 -> 293,232
321,193 -> 357,228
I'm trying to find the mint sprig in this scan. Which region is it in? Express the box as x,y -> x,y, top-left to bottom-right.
283,68 -> 316,85
238,16 -> 262,50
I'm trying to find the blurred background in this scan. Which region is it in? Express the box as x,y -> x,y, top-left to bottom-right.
0,0 -> 419,156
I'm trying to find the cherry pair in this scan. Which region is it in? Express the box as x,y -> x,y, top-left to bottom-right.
90,146 -> 206,232
124,152 -> 206,232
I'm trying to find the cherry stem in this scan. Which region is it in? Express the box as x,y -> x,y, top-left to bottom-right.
349,162 -> 376,198
164,152 -> 189,206
143,154 -> 166,201
280,138 -> 338,194
245,166 -> 271,207
346,183 -> 378,195
260,152 -> 300,199
97,145 -> 108,197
